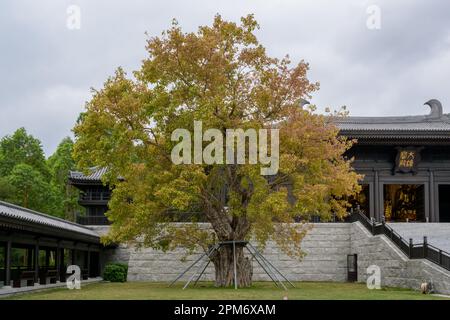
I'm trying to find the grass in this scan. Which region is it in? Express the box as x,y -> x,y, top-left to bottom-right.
3,281 -> 449,300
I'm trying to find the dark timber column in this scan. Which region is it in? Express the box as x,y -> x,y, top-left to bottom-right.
27,247 -> 33,270
45,249 -> 50,268
87,247 -> 91,279
5,239 -> 12,288
56,243 -> 61,283
429,170 -> 435,222
374,170 -> 380,221
72,248 -> 76,266
369,181 -> 375,219
34,240 -> 39,285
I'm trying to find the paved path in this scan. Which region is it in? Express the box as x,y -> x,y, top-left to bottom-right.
0,277 -> 102,297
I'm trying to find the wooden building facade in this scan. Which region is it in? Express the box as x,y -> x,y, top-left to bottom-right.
69,167 -> 111,225
337,99 -> 450,222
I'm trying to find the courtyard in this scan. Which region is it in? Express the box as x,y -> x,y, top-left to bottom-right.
3,281 -> 448,300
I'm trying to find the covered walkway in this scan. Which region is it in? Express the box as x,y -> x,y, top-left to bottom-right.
0,201 -> 101,289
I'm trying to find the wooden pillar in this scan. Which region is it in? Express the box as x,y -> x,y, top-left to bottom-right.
87,247 -> 91,279
60,248 -> 65,282
5,239 -> 12,288
34,241 -> 39,285
56,243 -> 61,283
71,248 -> 76,266
369,181 -> 375,220
374,170 -> 380,221
45,249 -> 50,268
27,247 -> 33,270
429,170 -> 435,222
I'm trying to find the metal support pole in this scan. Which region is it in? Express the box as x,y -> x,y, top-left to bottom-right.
169,245 -> 216,287
193,259 -> 212,287
193,244 -> 219,287
247,244 -> 287,290
184,246 -> 217,290
248,243 -> 294,288
244,246 -> 279,287
169,241 -> 293,291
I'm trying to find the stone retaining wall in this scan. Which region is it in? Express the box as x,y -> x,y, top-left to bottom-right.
92,222 -> 450,294
351,222 -> 450,294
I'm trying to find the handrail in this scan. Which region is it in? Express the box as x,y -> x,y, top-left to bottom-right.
351,210 -> 450,271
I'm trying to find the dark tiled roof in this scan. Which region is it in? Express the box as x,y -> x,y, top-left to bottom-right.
0,200 -> 100,239
336,115 -> 450,131
69,167 -> 108,182
335,99 -> 450,139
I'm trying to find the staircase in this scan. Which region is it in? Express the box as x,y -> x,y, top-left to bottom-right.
350,211 -> 450,272
388,223 -> 450,253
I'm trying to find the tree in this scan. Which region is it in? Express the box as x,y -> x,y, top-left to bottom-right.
0,128 -> 55,214
47,137 -> 80,220
73,15 -> 361,287
0,128 -> 49,179
0,176 -> 17,204
0,130 -> 77,218
7,163 -> 49,211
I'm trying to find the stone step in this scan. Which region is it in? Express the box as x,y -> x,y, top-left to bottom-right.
388,223 -> 450,252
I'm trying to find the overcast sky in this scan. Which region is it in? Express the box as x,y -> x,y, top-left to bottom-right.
1,0 -> 449,156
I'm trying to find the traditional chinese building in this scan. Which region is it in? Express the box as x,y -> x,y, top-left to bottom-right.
68,167 -> 111,225
337,99 -> 450,222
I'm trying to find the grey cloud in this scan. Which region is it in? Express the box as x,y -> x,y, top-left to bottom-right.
0,0 -> 449,155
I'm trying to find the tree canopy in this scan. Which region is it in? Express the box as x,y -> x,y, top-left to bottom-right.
47,137 -> 81,219
0,127 -> 49,179
73,15 -> 361,287
0,129 -> 79,218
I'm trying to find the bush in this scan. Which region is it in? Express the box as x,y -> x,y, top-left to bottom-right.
103,263 -> 128,282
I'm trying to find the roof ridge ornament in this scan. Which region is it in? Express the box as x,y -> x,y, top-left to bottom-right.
424,99 -> 443,119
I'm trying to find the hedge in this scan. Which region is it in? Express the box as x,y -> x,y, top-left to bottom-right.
103,263 -> 128,282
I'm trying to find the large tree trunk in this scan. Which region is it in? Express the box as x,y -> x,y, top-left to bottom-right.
203,167 -> 253,287
210,244 -> 253,287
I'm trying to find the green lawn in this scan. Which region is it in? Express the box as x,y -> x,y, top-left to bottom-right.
3,281 -> 448,300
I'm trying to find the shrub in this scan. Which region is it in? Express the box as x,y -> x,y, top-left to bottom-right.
103,263 -> 128,282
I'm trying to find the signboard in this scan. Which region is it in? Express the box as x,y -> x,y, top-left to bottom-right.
394,147 -> 423,174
